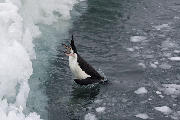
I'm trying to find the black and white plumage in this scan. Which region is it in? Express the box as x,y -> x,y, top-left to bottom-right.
64,35 -> 104,85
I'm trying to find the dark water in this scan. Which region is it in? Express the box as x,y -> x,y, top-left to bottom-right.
28,0 -> 180,120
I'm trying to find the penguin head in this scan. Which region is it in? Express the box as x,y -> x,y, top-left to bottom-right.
70,35 -> 77,53
63,35 -> 77,57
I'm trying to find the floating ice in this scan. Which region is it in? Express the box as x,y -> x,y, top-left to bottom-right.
153,24 -> 170,30
84,113 -> 97,120
156,91 -> 162,95
159,63 -> 171,69
162,84 -> 180,96
126,48 -> 134,52
171,111 -> 180,120
96,107 -> 106,113
135,113 -> 149,119
130,36 -> 146,42
94,99 -> 103,104
169,57 -> 180,61
150,63 -> 157,68
161,40 -> 177,50
134,87 -> 148,94
154,106 -> 172,115
138,63 -> 146,68
174,50 -> 180,53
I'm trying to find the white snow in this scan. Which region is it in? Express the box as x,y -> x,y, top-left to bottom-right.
0,0 -> 79,119
134,87 -> 148,94
84,113 -> 97,120
169,57 -> 180,61
135,113 -> 149,119
154,106 -> 172,115
130,36 -> 147,42
96,107 -> 106,113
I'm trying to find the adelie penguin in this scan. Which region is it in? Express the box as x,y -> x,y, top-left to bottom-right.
63,35 -> 104,85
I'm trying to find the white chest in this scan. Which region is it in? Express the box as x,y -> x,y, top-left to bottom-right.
69,55 -> 91,79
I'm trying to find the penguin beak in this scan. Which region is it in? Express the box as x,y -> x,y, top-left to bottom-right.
62,43 -> 74,56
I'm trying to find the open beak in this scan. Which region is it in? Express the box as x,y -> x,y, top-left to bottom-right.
62,43 -> 74,56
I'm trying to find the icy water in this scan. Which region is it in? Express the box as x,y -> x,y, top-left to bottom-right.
30,0 -> 180,120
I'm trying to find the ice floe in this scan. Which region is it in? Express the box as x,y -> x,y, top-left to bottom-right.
161,84 -> 180,96
138,63 -> 146,68
156,91 -> 162,95
150,63 -> 157,68
134,87 -> 148,94
169,57 -> 180,61
135,113 -> 149,119
96,107 -> 106,113
130,36 -> 146,42
84,113 -> 97,120
94,99 -> 103,104
126,48 -> 134,52
154,106 -> 172,115
159,63 -> 171,69
153,24 -> 170,30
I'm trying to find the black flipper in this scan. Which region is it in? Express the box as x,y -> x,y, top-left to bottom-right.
74,78 -> 101,85
77,54 -> 104,80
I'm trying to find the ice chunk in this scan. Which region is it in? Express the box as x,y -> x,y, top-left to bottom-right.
130,36 -> 146,42
174,50 -> 180,53
159,63 -> 171,69
156,91 -> 162,95
161,40 -> 177,49
94,99 -> 103,104
150,63 -> 157,68
138,63 -> 146,68
162,84 -> 180,96
154,106 -> 172,115
169,57 -> 180,61
135,113 -> 149,119
127,48 -> 134,52
153,24 -> 170,30
96,107 -> 106,113
134,87 -> 148,94
84,113 -> 97,120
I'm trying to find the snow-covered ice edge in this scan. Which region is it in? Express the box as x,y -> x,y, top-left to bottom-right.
0,0 -> 79,119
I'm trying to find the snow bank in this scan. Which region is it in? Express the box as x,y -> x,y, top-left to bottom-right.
135,113 -> 149,119
134,87 -> 148,94
154,106 -> 172,115
0,0 -> 79,119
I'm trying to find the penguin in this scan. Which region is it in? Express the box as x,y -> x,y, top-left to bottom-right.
63,35 -> 104,85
